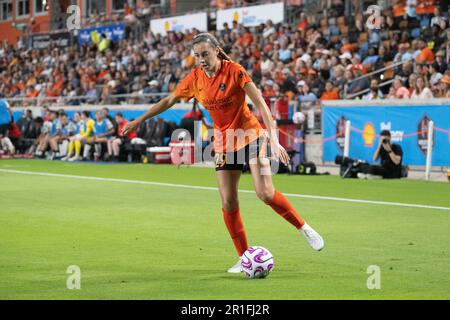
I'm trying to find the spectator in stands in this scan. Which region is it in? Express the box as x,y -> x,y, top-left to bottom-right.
262,80 -> 278,99
435,74 -> 450,97
331,65 -> 346,93
407,73 -> 418,96
0,2 -> 449,112
411,75 -> 434,99
147,80 -> 161,103
368,29 -> 381,48
278,41 -> 292,64
406,0 -> 418,21
362,48 -> 380,70
429,62 -> 444,86
297,82 -> 317,107
347,68 -> 369,97
260,53 -> 275,75
236,27 -> 254,47
362,79 -> 384,100
297,13 -> 308,36
398,61 -> 414,83
263,20 -> 276,39
435,50 -> 448,73
83,82 -> 98,104
393,77 -> 411,98
416,38 -> 435,64
320,81 -> 340,100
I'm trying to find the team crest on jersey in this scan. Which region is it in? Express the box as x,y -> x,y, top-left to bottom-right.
219,83 -> 226,91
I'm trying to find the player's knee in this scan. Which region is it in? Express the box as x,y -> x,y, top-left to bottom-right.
222,199 -> 239,212
256,189 -> 274,203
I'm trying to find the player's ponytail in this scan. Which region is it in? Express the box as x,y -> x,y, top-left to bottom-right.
217,46 -> 232,61
192,32 -> 232,61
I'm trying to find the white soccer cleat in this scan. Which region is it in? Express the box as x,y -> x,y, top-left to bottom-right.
357,172 -> 367,179
227,257 -> 243,273
61,155 -> 70,161
300,223 -> 324,251
68,155 -> 81,162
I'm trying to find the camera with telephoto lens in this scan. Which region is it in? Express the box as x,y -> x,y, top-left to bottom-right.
335,155 -> 370,178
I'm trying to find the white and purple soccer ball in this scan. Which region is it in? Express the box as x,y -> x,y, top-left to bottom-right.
292,111 -> 306,124
241,246 -> 274,279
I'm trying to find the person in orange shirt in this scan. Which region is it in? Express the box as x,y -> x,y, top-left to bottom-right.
236,27 -> 254,47
25,85 -> 39,98
262,80 -> 277,99
122,33 -> 324,273
416,39 -> 435,64
416,0 -> 435,15
320,81 -> 340,100
393,0 -> 406,17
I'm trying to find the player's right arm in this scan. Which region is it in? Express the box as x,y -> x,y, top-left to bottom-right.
121,93 -> 180,136
122,71 -> 195,136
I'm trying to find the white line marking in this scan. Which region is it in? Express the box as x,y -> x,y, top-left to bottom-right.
1,168 -> 449,211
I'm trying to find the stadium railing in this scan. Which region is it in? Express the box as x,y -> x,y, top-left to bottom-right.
343,59 -> 413,99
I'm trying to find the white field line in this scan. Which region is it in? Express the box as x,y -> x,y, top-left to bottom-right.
0,169 -> 449,211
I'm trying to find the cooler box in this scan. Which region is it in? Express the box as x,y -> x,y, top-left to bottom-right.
169,140 -> 195,165
147,146 -> 171,164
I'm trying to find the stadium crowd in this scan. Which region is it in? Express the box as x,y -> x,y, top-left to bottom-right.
1,0 -> 450,159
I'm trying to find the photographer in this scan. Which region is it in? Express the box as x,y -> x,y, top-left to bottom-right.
359,130 -> 403,179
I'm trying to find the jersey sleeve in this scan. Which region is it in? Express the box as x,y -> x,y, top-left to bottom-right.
105,119 -> 114,131
232,63 -> 252,89
174,70 -> 195,101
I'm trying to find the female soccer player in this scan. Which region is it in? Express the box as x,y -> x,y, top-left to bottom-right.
123,33 -> 324,273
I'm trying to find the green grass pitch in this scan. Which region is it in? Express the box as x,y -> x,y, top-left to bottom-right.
0,159 -> 449,299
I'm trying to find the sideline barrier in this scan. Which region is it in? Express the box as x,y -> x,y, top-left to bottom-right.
322,102 -> 450,167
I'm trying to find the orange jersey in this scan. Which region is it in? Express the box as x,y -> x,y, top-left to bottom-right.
174,60 -> 263,153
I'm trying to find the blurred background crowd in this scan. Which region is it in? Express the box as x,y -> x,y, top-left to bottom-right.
0,0 -> 449,111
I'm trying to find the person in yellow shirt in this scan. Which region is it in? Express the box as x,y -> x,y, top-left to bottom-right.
62,111 -> 95,161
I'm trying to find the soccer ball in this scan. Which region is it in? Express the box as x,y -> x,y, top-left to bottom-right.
241,246 -> 274,279
292,111 -> 305,124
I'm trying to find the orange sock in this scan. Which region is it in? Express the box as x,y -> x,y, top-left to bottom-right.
265,190 -> 305,229
222,207 -> 248,256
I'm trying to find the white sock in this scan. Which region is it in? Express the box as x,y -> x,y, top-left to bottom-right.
83,144 -> 91,158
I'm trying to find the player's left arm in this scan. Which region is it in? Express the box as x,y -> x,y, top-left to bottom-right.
244,82 -> 290,165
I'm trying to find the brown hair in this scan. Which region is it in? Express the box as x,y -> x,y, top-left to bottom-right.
192,33 -> 232,61
415,76 -> 428,94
